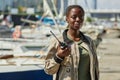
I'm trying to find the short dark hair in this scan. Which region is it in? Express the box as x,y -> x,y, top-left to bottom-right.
65,5 -> 85,17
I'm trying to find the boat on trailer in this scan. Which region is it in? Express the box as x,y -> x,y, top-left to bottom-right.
0,39 -> 53,80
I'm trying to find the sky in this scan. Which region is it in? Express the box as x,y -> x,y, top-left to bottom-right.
97,0 -> 120,9
68,0 -> 120,10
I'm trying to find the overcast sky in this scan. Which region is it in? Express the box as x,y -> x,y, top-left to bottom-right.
97,0 -> 120,9
68,0 -> 120,10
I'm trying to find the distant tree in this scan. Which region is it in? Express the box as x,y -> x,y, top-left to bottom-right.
86,16 -> 93,23
18,6 -> 26,13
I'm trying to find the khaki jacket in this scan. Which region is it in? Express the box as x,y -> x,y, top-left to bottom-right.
44,30 -> 99,80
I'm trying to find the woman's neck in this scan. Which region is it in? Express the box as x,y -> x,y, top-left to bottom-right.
67,29 -> 80,41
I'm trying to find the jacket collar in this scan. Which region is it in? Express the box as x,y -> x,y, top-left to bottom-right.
62,29 -> 90,45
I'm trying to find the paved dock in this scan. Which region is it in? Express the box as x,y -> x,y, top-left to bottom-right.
97,38 -> 120,80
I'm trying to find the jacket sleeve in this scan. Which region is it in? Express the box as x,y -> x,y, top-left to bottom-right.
44,39 -> 62,75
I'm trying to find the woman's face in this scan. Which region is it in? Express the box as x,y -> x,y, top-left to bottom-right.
66,8 -> 84,30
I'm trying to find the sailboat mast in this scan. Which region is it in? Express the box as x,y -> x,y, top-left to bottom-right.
51,0 -> 58,16
43,0 -> 61,33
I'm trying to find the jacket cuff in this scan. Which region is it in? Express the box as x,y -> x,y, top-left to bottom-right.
54,54 -> 64,63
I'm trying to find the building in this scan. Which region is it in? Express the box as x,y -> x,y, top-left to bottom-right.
0,0 -> 120,20
0,0 -> 43,13
62,0 -> 120,20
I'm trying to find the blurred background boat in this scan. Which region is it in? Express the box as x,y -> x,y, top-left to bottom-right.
0,38 -> 52,80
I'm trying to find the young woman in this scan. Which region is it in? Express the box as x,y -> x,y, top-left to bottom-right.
44,5 -> 99,80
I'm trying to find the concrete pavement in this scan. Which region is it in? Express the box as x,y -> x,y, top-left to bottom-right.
97,38 -> 120,80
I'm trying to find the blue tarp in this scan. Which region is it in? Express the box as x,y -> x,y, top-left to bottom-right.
0,70 -> 52,80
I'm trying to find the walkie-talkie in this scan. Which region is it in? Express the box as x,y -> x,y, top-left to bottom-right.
50,31 -> 68,50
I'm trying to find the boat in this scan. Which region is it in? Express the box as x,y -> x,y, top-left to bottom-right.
20,0 -> 67,39
0,39 -> 53,80
101,27 -> 120,38
0,0 -> 67,79
0,25 -> 13,38
20,23 -> 62,39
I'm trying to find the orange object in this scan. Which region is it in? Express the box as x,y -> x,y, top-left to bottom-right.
12,26 -> 21,40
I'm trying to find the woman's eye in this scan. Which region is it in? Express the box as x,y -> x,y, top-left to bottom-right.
71,16 -> 77,19
71,15 -> 84,19
71,16 -> 84,20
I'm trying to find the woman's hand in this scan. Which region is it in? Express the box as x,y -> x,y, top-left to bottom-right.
56,44 -> 71,58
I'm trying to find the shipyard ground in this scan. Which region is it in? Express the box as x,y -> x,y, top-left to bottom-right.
97,38 -> 120,80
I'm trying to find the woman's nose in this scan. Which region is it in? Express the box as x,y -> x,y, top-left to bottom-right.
76,17 -> 80,21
